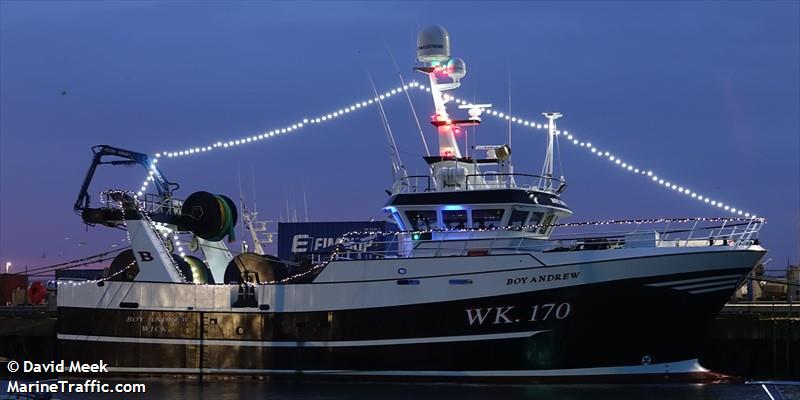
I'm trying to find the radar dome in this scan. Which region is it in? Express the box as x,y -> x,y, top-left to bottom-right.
447,57 -> 466,79
417,25 -> 450,63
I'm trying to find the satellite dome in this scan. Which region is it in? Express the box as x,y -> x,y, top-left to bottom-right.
417,25 -> 450,63
447,57 -> 466,79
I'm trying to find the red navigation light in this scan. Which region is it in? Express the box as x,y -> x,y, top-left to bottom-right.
433,113 -> 450,123
432,66 -> 449,77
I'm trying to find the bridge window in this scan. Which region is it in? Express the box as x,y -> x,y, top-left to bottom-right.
509,210 -> 530,227
526,212 -> 544,232
406,210 -> 438,231
471,209 -> 504,229
391,211 -> 406,230
539,214 -> 556,234
442,209 -> 468,229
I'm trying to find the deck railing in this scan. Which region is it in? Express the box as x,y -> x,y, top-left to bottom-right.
330,218 -> 765,261
395,172 -> 566,194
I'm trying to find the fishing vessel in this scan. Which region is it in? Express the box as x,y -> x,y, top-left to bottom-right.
58,26 -> 766,381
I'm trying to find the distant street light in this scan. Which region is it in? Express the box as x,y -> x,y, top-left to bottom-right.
4,262 -> 10,274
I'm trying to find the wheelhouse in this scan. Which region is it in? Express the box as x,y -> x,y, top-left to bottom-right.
383,186 -> 572,239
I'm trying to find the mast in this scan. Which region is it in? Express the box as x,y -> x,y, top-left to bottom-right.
414,26 -> 492,191
427,73 -> 463,158
416,26 -> 465,159
541,112 -> 563,190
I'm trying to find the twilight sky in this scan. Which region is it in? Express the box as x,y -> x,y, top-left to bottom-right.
1,1 -> 798,272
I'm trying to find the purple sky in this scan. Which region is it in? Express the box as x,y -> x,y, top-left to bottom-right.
1,1 -> 798,273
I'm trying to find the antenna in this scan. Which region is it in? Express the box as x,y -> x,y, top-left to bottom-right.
237,165 -> 247,245
387,47 -> 431,157
540,112 -> 563,190
303,191 -> 309,222
365,67 -> 408,185
250,164 -> 257,214
507,71 -> 512,163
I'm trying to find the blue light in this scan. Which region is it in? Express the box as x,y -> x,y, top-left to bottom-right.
442,205 -> 465,211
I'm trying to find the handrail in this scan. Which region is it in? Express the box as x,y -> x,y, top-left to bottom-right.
465,172 -> 566,192
331,217 -> 765,261
396,175 -> 433,192
394,172 -> 567,194
100,192 -> 183,216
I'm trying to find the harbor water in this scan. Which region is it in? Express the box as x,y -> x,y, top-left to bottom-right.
3,379 -> 793,400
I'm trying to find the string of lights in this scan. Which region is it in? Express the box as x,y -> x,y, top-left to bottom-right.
56,260 -> 137,286
440,92 -> 756,218
108,189 -> 189,283
155,82 -> 423,160
132,81 -> 755,218
59,214 -> 761,287
22,246 -> 128,275
335,216 -> 762,239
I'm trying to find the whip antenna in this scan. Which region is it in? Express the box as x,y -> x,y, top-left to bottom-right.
387,47 -> 431,157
